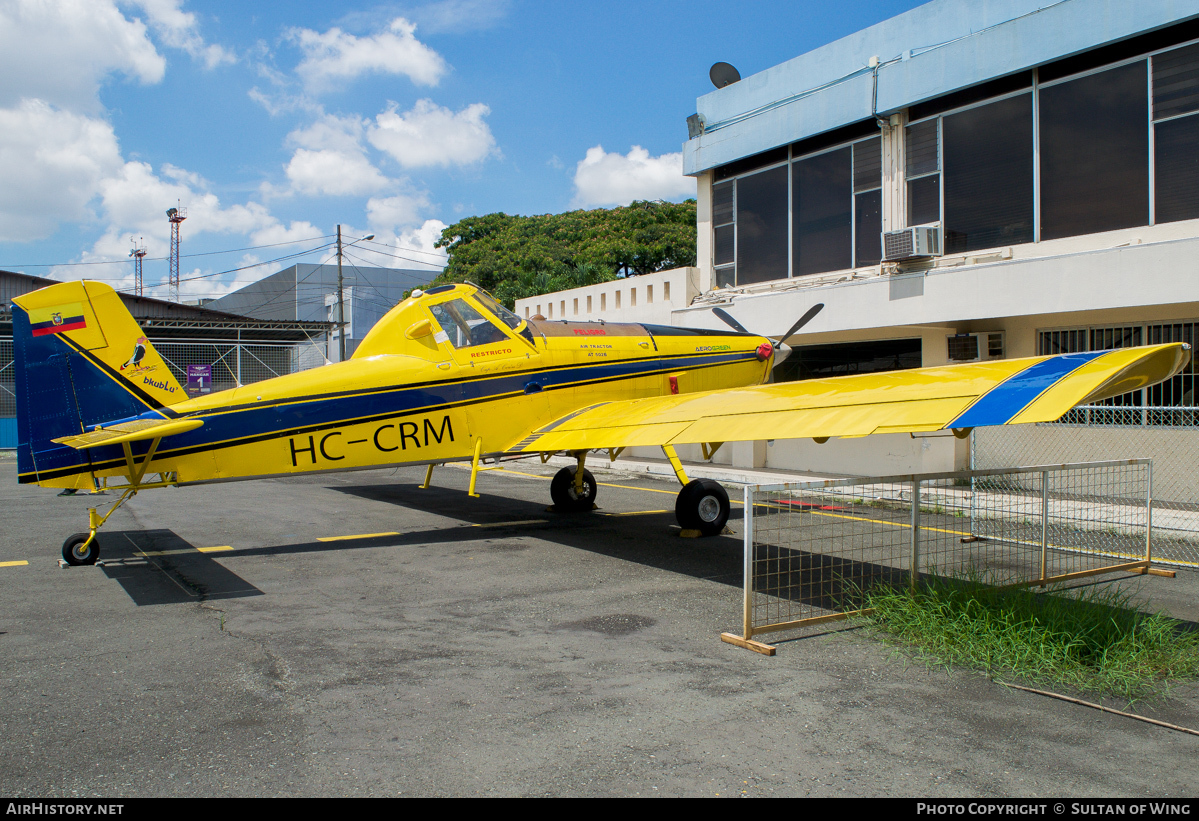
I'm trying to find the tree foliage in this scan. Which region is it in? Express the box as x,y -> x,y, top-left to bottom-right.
429,199 -> 696,306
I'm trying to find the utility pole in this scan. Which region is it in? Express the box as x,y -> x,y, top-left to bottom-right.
129,237 -> 146,297
336,224 -> 345,362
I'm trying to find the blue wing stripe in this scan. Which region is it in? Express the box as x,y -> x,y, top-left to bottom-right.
949,351 -> 1107,428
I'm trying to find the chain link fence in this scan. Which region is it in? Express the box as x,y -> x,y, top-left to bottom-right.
724,460 -> 1154,650
0,338 -> 13,418
973,419 -> 1199,566
154,340 -> 309,394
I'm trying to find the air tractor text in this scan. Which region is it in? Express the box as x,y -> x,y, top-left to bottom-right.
289,415 -> 455,466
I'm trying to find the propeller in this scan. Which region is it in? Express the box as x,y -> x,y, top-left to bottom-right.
713,303 -> 824,350
709,300 -> 824,371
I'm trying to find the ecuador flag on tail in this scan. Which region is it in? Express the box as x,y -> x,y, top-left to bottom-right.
28,303 -> 87,337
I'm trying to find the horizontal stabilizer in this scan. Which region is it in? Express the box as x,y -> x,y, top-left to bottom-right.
53,418 -> 204,450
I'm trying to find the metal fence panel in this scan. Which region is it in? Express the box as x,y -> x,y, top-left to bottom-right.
734,460 -> 1152,643
974,423 -> 1199,566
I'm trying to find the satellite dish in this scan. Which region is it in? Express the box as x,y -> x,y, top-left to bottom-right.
709,62 -> 741,89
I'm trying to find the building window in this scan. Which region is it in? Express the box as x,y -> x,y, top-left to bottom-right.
1039,60 -> 1149,240
774,338 -> 922,383
853,139 -> 883,266
793,147 -> 851,276
905,119 -> 940,226
1039,322 -> 1196,426
737,164 -> 789,284
1153,42 -> 1199,223
906,92 -> 1034,253
713,180 -> 735,287
712,135 -> 882,287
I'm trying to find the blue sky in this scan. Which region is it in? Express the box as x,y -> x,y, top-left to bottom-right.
0,0 -> 925,300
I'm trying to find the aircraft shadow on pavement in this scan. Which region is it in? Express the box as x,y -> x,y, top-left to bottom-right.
329,481 -> 751,586
98,529 -> 264,607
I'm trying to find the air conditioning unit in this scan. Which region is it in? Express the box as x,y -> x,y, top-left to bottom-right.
947,332 -> 1005,362
882,224 -> 942,261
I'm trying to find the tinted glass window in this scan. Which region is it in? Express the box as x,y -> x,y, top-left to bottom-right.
1154,114 -> 1199,223
906,120 -> 939,177
794,147 -> 851,276
774,338 -> 922,382
908,175 -> 940,225
855,189 -> 882,266
735,165 -> 789,284
1039,61 -> 1149,240
1154,42 -> 1199,120
942,93 -> 1034,253
853,138 -> 881,192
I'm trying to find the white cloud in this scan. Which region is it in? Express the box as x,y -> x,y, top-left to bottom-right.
409,0 -> 511,34
126,0 -> 236,68
288,17 -> 446,94
339,219 -> 447,272
279,114 -> 393,197
366,191 -> 434,231
368,99 -> 495,168
0,100 -> 124,241
0,0 -> 165,112
285,149 -> 393,197
571,145 -> 696,208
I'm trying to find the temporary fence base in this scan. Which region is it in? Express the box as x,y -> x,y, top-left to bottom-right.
726,459 -> 1161,653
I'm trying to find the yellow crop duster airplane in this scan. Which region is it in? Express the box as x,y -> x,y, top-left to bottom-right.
10,279 -> 1190,566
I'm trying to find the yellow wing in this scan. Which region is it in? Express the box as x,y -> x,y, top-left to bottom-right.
509,344 -> 1190,453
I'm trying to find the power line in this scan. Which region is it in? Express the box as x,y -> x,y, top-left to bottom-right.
1,234 -> 338,270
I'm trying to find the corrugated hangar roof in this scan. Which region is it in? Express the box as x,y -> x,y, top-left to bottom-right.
0,270 -> 332,342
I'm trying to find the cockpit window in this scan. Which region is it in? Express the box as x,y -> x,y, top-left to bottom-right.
474,289 -> 523,331
429,299 -> 509,348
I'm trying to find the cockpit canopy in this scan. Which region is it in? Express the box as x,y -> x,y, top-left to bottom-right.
352,282 -> 534,359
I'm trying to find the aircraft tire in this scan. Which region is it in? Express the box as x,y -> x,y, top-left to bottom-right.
675,479 -> 730,536
550,467 -> 597,512
62,533 -> 100,566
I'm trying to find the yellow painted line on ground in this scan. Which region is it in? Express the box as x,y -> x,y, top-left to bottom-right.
0,560 -> 29,567
471,519 -> 550,528
597,510 -> 670,517
197,546 -> 233,553
317,532 -> 401,542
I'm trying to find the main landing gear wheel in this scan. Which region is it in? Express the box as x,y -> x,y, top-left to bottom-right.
675,479 -> 730,536
550,467 -> 597,512
62,533 -> 100,566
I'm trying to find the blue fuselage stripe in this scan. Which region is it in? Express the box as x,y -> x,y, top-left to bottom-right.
31,349 -> 756,477
949,351 -> 1107,428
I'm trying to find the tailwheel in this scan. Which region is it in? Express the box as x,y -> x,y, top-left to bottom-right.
675,479 -> 730,537
550,466 -> 597,512
62,532 -> 100,566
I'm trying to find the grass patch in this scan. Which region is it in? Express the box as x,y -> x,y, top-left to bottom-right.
860,576 -> 1199,700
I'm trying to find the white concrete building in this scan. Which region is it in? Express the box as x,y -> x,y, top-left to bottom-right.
521,0 -> 1199,482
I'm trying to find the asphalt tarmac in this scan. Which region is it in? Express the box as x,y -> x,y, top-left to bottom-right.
1,453 -> 1197,798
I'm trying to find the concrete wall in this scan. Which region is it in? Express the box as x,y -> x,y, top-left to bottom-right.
514,268 -> 703,326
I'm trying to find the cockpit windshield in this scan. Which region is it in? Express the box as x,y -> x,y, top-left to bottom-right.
429,299 -> 509,348
474,289 -> 523,330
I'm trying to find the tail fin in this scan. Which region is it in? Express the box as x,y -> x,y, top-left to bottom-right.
11,280 -> 185,485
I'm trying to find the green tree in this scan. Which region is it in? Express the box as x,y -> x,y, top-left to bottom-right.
428,200 -> 696,306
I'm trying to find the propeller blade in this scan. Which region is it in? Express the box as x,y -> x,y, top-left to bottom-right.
775,303 -> 824,349
711,307 -> 750,334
